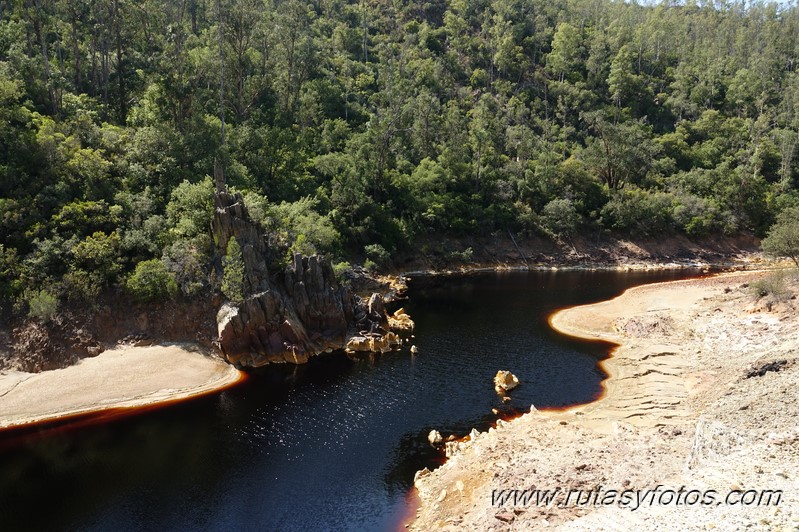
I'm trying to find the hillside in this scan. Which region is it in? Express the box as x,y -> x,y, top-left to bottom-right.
2,0 -> 799,329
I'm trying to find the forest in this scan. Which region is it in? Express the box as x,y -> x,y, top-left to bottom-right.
2,0 -> 799,316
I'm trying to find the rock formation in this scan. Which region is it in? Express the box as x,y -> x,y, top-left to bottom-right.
212,190 -> 400,367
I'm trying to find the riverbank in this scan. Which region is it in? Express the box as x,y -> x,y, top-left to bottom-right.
392,232 -> 760,275
410,269 -> 799,530
0,344 -> 242,430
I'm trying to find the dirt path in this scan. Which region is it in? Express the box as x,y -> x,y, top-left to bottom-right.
0,344 -> 242,429
410,270 -> 799,531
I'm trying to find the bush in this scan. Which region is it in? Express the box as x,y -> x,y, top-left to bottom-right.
364,243 -> 391,266
126,259 -> 178,303
0,244 -> 19,301
221,237 -> 245,303
749,269 -> 794,310
71,231 -> 123,284
447,247 -> 474,263
332,261 -> 351,282
62,269 -> 103,302
26,289 -> 59,322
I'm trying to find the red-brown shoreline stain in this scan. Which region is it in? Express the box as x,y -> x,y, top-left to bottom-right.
0,370 -> 248,448
397,486 -> 422,531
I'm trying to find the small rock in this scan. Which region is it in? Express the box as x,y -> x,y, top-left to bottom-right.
428,429 -> 443,446
494,370 -> 519,392
410,345 -> 419,354
86,345 -> 104,357
495,512 -> 515,523
414,467 -> 432,484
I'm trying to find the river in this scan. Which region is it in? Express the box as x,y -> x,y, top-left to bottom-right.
0,268 -> 703,531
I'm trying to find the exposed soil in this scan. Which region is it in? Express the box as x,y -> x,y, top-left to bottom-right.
410,269 -> 799,531
393,232 -> 760,273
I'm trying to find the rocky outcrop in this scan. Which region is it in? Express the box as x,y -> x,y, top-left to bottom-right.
212,190 -> 399,367
8,318 -> 103,372
345,331 -> 401,353
388,307 -> 414,331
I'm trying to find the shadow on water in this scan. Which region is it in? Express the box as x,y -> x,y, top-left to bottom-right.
0,268 -> 707,531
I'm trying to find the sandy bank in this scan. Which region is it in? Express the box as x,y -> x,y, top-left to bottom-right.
0,344 -> 242,429
410,270 -> 799,531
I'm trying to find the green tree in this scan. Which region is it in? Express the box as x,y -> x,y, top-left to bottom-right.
581,116 -> 660,190
126,259 -> 179,302
761,207 -> 799,267
541,198 -> 581,239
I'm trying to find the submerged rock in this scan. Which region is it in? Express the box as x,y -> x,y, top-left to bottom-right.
493,370 -> 520,393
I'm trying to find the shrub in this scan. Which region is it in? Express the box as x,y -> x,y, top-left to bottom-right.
26,289 -> 59,322
62,269 -> 103,302
126,259 -> 178,303
363,258 -> 378,272
447,247 -> 474,263
0,244 -> 19,301
332,261 -> 351,282
364,243 -> 391,266
749,270 -> 796,310
71,231 -> 123,284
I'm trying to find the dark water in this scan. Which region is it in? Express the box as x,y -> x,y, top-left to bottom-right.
0,269 -> 702,531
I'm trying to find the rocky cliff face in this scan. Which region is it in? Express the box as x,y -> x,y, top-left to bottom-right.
212,191 -> 396,367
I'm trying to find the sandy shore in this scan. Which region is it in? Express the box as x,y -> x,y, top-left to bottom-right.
410,270 -> 799,531
0,344 -> 242,429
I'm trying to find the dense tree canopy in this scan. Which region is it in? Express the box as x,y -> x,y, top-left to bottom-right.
2,0 -> 799,312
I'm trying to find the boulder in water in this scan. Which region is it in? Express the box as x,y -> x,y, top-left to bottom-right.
493,370 -> 519,393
